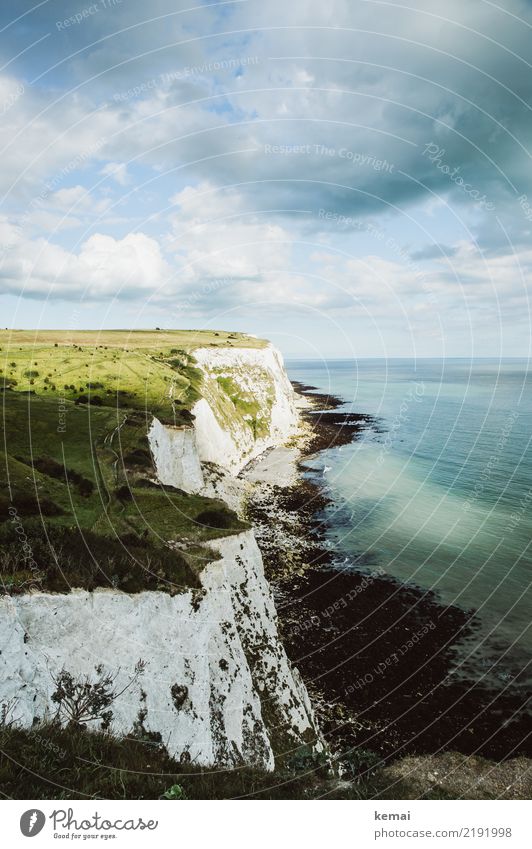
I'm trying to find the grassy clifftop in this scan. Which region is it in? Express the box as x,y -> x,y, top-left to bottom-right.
0,330 -> 256,595
2,329 -> 267,350
0,329 -> 266,422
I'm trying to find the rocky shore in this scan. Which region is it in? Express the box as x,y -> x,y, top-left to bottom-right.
244,381 -> 532,784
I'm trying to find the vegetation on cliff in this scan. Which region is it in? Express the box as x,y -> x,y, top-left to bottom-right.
0,331 -> 254,594
0,329 -> 265,421
2,721 -> 526,800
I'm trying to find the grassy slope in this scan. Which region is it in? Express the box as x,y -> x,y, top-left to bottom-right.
0,722 -> 492,800
1,329 -> 267,350
0,330 -> 274,441
0,722 -> 341,800
0,330 -> 257,593
0,329 -> 265,421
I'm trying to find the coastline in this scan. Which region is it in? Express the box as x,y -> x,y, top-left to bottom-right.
245,381 -> 532,770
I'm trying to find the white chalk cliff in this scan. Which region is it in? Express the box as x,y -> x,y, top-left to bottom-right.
0,532 -> 320,768
0,344 -> 322,768
192,344 -> 299,472
148,343 -> 299,493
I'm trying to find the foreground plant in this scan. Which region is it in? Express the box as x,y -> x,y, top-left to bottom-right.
51,660 -> 146,730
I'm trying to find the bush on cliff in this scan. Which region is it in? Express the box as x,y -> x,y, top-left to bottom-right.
196,508 -> 236,529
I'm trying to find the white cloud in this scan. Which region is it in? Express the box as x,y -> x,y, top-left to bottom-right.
48,186 -> 94,211
44,186 -> 111,217
0,230 -> 170,300
100,162 -> 130,186
167,181 -> 293,287
0,76 -> 117,201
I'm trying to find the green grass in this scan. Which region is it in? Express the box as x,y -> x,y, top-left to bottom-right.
211,370 -> 275,439
0,390 -> 247,594
0,330 -> 267,421
1,329 -> 267,350
0,329 -> 257,596
120,488 -> 247,543
0,522 -> 202,595
216,374 -> 263,419
0,722 -> 413,800
0,722 -> 326,800
0,722 -> 474,800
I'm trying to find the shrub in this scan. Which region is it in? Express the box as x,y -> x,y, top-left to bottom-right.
29,456 -> 64,479
51,661 -> 146,731
338,747 -> 382,782
124,448 -> 152,470
77,478 -> 94,497
0,493 -> 63,521
18,457 -> 94,499
287,744 -> 330,778
170,684 -> 188,710
1,377 -> 17,389
161,784 -> 187,800
196,508 -> 234,529
135,478 -> 186,496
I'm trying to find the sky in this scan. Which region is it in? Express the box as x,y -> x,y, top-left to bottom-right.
1,0 -> 531,357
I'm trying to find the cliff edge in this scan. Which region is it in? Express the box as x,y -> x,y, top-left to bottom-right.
0,331 -> 322,769
148,342 -> 299,490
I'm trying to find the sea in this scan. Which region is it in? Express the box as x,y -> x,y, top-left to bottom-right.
286,358 -> 532,697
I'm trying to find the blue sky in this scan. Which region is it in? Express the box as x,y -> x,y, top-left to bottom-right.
1,0 -> 531,357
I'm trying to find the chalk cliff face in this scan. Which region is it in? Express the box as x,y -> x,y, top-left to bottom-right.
147,417 -> 204,494
192,344 -> 299,472
148,344 -> 299,492
0,342 -> 323,769
0,532 -> 320,768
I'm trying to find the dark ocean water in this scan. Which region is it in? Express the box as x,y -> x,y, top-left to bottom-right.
286,358 -> 532,694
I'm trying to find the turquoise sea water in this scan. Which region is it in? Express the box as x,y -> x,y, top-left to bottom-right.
286,358 -> 532,692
